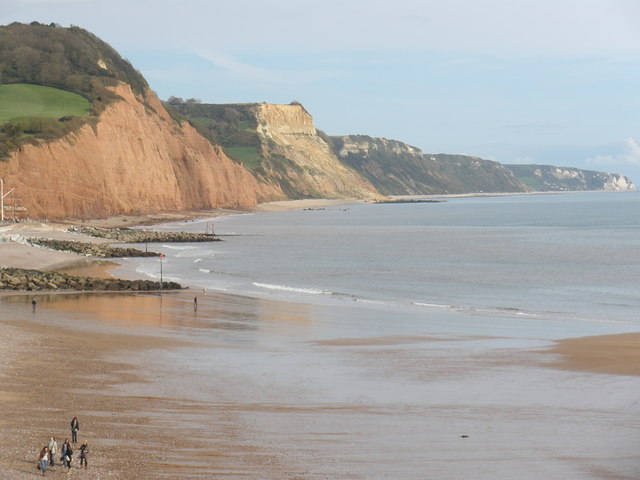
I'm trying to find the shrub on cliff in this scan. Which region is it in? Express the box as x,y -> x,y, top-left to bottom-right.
0,22 -> 150,157
0,22 -> 148,98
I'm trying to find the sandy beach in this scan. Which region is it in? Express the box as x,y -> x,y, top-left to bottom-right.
1,203 -> 640,479
0,295 -> 194,479
1,290 -> 639,479
542,332 -> 640,377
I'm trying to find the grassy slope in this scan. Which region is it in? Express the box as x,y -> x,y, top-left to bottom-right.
0,84 -> 90,123
223,146 -> 262,170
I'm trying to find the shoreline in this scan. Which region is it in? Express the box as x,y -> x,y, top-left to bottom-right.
1,197 -> 640,478
1,197 -> 640,375
389,189 -> 637,201
2,197 -> 640,374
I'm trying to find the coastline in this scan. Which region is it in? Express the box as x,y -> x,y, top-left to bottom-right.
1,197 -> 640,478
252,197 -> 369,212
2,198 -> 640,373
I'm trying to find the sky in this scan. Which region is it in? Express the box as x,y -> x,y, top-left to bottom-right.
2,0 -> 640,183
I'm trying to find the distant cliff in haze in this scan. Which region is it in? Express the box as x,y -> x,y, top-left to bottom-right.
330,135 -> 530,195
169,102 -> 530,198
505,164 -> 636,192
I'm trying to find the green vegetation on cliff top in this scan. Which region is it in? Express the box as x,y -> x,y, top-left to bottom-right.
165,99 -> 262,169
0,84 -> 90,123
0,22 -> 148,97
0,83 -> 92,158
0,22 -> 149,158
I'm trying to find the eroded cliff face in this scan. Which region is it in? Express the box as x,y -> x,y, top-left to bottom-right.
505,164 -> 636,192
0,84 -> 281,220
254,104 -> 381,200
333,135 -> 530,195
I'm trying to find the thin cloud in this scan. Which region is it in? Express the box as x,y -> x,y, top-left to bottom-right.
586,138 -> 640,167
195,50 -> 343,86
196,50 -> 281,83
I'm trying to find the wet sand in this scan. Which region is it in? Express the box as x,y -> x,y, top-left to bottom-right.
543,332 -> 640,376
1,291 -> 639,479
0,293 -> 193,479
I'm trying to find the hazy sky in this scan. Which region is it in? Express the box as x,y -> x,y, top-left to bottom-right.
3,0 -> 640,182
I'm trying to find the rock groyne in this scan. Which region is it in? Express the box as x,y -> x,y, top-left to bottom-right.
0,267 -> 181,292
69,226 -> 220,243
27,238 -> 160,257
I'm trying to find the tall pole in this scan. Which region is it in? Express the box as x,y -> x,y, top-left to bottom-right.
159,253 -> 164,293
0,179 -> 15,223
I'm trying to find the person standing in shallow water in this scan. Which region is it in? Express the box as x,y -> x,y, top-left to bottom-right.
70,416 -> 79,443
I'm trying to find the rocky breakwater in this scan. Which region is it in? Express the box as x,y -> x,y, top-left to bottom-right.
0,267 -> 181,292
69,226 -> 220,243
27,238 -> 160,258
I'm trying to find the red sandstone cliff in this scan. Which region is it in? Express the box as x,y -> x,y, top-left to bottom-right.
0,84 -> 282,220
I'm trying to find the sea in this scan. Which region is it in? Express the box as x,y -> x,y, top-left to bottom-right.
102,192 -> 640,478
124,192 -> 640,333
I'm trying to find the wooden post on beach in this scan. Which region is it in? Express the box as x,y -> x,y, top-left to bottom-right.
159,253 -> 164,293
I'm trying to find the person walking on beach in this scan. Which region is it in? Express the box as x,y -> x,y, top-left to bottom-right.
47,436 -> 57,466
32,298 -> 37,311
38,446 -> 48,476
61,438 -> 72,469
79,441 -> 89,469
194,296 -> 198,311
70,416 -> 79,443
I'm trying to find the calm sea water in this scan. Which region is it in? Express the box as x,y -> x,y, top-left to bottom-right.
123,192 -> 640,333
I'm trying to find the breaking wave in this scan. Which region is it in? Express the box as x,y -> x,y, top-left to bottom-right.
253,282 -> 333,295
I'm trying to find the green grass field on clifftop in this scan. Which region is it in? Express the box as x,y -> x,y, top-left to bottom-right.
0,84 -> 90,123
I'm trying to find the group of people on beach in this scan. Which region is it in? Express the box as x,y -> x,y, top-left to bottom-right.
37,417 -> 88,476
